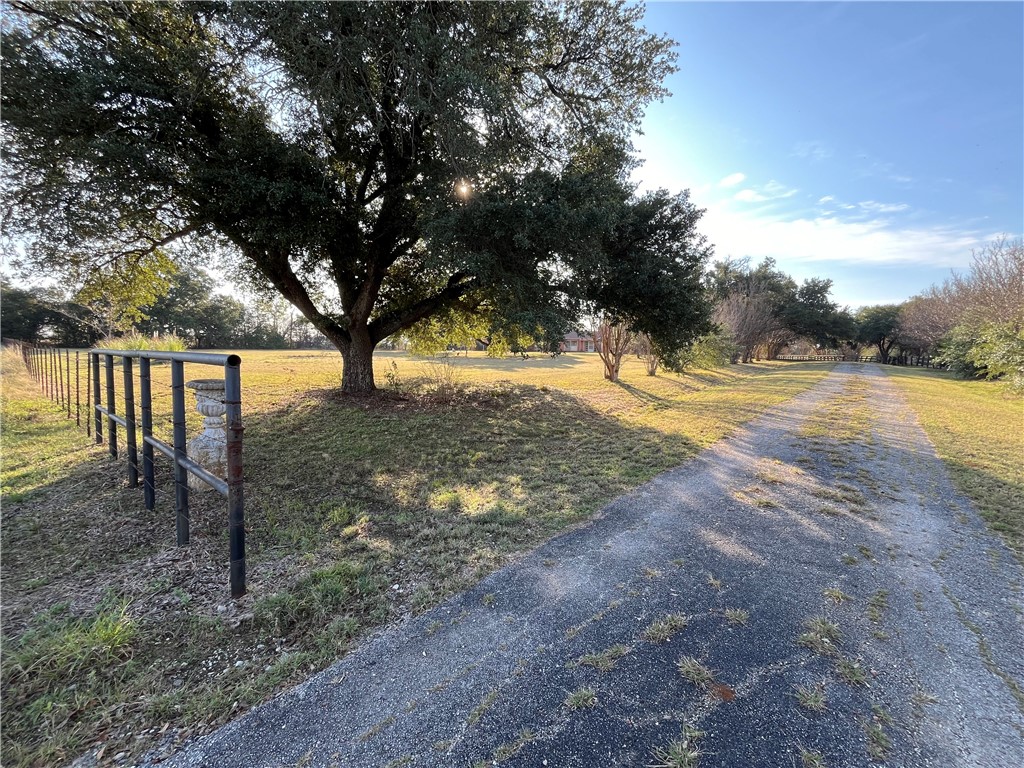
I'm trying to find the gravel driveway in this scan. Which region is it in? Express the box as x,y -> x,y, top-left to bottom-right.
144,363 -> 1024,768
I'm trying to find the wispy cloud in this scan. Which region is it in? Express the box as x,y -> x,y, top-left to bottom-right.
856,154 -> 914,184
817,195 -> 835,204
698,200 -> 992,270
793,140 -> 834,162
718,172 -> 746,187
735,189 -> 766,202
858,200 -> 910,213
734,179 -> 798,203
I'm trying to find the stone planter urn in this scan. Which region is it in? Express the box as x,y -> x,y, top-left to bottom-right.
185,379 -> 227,491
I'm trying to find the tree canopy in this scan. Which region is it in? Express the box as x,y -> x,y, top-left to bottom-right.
2,1 -> 716,392
707,257 -> 853,361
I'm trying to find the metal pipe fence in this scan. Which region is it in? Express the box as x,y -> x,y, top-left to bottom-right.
18,342 -> 247,598
91,348 -> 246,598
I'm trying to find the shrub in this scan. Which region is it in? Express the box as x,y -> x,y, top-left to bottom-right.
936,322 -> 1024,391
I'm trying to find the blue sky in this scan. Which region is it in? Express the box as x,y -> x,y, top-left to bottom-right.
631,0 -> 1024,308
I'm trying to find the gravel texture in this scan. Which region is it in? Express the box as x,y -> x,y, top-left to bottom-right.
140,363 -> 1024,768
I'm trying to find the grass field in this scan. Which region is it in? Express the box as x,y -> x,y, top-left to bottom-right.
1,347 -> 835,766
884,366 -> 1024,558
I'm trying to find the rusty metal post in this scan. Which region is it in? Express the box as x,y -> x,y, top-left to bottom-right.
171,359 -> 190,546
139,357 -> 155,510
105,353 -> 117,458
123,356 -> 139,488
92,353 -> 102,443
224,357 -> 246,598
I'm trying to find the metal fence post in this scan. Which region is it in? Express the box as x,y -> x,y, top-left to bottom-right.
123,356 -> 139,488
57,348 -> 65,409
76,351 -> 81,427
225,357 -> 246,598
171,359 -> 190,546
66,349 -> 72,419
92,352 -> 102,443
105,353 -> 117,458
139,357 -> 155,510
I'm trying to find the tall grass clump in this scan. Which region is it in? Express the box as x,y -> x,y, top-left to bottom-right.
98,331 -> 188,352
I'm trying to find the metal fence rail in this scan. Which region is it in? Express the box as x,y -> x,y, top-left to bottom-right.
89,348 -> 247,598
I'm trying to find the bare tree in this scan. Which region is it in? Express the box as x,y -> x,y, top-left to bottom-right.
713,293 -> 779,363
897,236 -> 1023,355
952,236 -> 1023,326
592,317 -> 635,382
634,333 -> 660,375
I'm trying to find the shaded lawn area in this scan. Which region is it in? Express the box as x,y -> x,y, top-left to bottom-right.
883,365 -> 1024,560
1,349 -> 832,767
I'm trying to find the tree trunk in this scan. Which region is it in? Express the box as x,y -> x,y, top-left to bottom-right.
340,333 -> 377,394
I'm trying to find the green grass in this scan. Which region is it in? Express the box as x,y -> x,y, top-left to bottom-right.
793,682 -> 827,712
675,655 -> 715,685
576,644 -> 631,673
642,613 -> 689,643
649,726 -> 704,768
0,348 -> 833,766
797,616 -> 842,657
565,687 -> 598,710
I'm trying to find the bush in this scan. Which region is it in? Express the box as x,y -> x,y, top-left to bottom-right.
936,322 -> 1024,391
98,332 -> 188,352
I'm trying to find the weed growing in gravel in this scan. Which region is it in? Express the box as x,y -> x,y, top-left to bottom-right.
642,614 -> 689,643
863,714 -> 892,761
565,687 -> 598,709
676,656 -> 715,685
856,544 -> 875,561
649,725 -> 704,768
841,553 -> 859,566
822,588 -> 851,604
358,715 -> 396,742
866,590 -> 889,623
706,573 -> 723,590
643,567 -> 663,580
576,644 -> 630,672
467,689 -> 498,725
723,608 -> 749,626
793,682 -> 827,712
492,729 -> 535,762
798,745 -> 826,768
798,617 -> 842,656
834,657 -> 868,686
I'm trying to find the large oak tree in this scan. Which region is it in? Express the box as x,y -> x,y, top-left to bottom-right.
3,1 -> 712,392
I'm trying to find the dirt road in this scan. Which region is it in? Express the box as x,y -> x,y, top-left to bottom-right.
144,364 -> 1024,768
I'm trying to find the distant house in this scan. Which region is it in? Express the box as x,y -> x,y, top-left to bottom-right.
560,332 -> 601,353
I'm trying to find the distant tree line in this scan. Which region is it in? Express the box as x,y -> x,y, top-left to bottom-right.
0,270 -> 332,350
